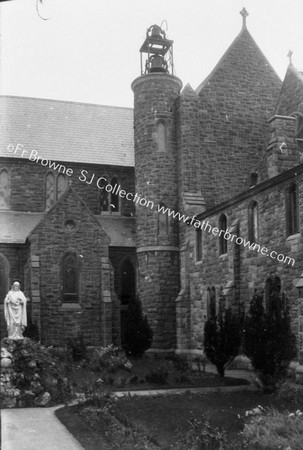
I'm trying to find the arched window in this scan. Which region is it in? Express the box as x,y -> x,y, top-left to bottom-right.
158,202 -> 168,235
248,201 -> 259,242
0,169 -> 10,209
207,287 -> 216,319
0,254 -> 10,303
286,183 -> 299,236
157,122 -> 166,152
61,252 -> 79,303
196,229 -> 202,262
219,214 -> 227,255
99,177 -> 109,212
57,174 -> 67,199
265,276 -> 281,315
45,173 -> 55,210
110,177 -> 120,213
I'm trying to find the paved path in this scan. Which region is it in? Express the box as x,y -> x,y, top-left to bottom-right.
1,406 -> 84,450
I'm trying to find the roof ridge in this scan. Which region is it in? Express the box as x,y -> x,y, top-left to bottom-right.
0,94 -> 133,111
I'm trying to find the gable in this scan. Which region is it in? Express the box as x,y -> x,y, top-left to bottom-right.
29,186 -> 110,247
274,65 -> 303,116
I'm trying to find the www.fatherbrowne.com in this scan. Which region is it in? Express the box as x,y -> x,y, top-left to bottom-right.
78,175 -> 294,267
6,144 -> 294,267
156,205 -> 295,267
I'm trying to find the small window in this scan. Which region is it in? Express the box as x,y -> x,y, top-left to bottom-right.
286,183 -> 299,236
207,287 -> 216,319
265,276 -> 281,315
57,174 -> 67,199
46,173 -> 55,210
110,177 -> 120,213
157,122 -> 166,152
196,229 -> 202,262
248,201 -> 259,242
99,177 -> 109,212
158,202 -> 168,235
0,169 -> 10,209
62,252 -> 78,303
219,214 -> 227,255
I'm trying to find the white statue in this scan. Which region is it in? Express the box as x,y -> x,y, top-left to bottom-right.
4,282 -> 28,340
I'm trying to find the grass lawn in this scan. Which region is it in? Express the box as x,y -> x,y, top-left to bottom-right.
56,388 -> 303,449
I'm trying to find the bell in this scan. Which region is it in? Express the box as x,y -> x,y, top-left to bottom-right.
149,55 -> 167,73
151,25 -> 163,39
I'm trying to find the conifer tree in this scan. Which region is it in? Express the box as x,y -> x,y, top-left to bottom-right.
244,288 -> 297,391
204,299 -> 242,377
123,296 -> 153,356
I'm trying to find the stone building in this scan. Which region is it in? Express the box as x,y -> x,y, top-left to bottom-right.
1,11 -> 303,363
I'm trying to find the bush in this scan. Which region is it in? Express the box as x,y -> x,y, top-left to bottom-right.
0,338 -> 73,407
242,407 -> 303,449
145,366 -> 169,384
204,301 -> 242,377
123,297 -> 153,356
243,289 -> 297,392
176,415 -> 228,450
66,334 -> 87,362
87,345 -> 132,373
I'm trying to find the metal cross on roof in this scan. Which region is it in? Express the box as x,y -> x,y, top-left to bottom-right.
240,7 -> 249,29
287,50 -> 293,65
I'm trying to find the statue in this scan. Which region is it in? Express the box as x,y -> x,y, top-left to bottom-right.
4,282 -> 28,340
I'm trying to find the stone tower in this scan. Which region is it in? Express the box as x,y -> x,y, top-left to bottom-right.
131,24 -> 182,351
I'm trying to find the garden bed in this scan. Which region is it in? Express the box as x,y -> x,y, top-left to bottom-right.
56,388 -> 303,449
68,355 -> 250,393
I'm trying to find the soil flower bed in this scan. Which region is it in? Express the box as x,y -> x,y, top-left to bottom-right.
56,388 -> 303,449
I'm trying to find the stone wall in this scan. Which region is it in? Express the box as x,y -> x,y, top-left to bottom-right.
1,158 -> 135,216
197,29 -> 281,208
28,187 -> 113,346
180,170 -> 303,361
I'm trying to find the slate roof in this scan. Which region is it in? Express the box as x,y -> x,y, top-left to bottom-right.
97,216 -> 135,247
196,27 -> 281,95
274,65 -> 303,116
0,96 -> 134,167
0,210 -> 135,247
0,211 -> 43,244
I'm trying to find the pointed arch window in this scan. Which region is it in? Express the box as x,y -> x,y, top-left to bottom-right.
0,169 -> 10,209
110,177 -> 120,213
99,177 -> 109,212
57,174 -> 67,199
207,287 -> 216,319
158,202 -> 168,235
45,173 -> 67,210
46,173 -> 56,210
156,121 -> 166,152
265,276 -> 281,315
286,183 -> 299,236
219,214 -> 227,255
99,176 -> 121,215
248,201 -> 259,242
196,229 -> 202,262
61,252 -> 79,303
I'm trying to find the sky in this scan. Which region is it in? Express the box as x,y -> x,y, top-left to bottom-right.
0,0 -> 302,108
